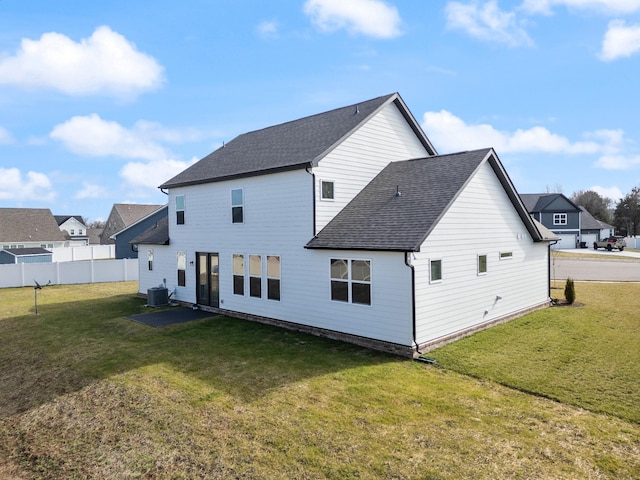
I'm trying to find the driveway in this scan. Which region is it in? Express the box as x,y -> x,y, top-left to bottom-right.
551,249 -> 640,282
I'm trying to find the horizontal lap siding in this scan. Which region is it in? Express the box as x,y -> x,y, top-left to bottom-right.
140,170 -> 414,346
414,162 -> 549,344
314,102 -> 430,232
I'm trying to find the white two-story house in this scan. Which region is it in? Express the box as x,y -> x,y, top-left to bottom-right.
134,93 -> 555,356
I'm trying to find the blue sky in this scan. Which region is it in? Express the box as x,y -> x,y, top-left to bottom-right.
1,0 -> 639,222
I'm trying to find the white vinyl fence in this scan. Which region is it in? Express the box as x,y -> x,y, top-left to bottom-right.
0,259 -> 138,289
51,245 -> 115,262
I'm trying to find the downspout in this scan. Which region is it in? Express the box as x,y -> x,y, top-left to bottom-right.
548,240 -> 559,299
306,166 -> 317,237
405,252 -> 420,355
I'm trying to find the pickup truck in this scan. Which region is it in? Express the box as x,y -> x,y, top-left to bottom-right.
593,236 -> 627,251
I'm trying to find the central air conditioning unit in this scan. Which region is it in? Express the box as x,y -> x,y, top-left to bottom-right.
147,287 -> 169,307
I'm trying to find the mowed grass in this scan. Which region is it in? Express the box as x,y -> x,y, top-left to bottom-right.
0,282 -> 638,479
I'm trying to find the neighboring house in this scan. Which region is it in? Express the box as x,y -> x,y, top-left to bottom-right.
0,208 -> 67,250
54,215 -> 89,246
100,203 -> 164,246
111,205 -> 167,259
579,206 -> 614,245
0,247 -> 53,264
520,193 -> 581,249
134,93 -> 555,357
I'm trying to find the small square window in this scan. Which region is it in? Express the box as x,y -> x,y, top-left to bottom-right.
321,180 -> 334,200
430,259 -> 442,283
478,254 -> 487,275
553,213 -> 567,225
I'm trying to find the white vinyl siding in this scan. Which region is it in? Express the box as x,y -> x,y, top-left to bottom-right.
313,102 -> 431,232
413,161 -> 549,345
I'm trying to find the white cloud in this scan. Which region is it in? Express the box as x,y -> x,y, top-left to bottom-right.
599,20 -> 640,60
594,154 -> 640,169
422,110 -> 602,154
0,26 -> 164,98
120,158 -> 197,189
0,126 -> 14,144
304,0 -> 402,38
50,114 -> 170,160
445,1 -> 534,47
0,167 -> 56,202
257,21 -> 279,38
590,185 -> 624,201
521,0 -> 640,15
74,182 -> 109,200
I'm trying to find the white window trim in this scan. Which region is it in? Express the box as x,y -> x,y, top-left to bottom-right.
553,213 -> 568,225
477,254 -> 488,276
499,251 -> 513,260
231,188 -> 244,224
429,258 -> 443,284
320,179 -> 335,201
249,254 -> 262,298
266,255 -> 281,302
329,258 -> 372,306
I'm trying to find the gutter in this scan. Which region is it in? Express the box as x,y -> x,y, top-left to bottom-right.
305,166 -> 317,237
548,240 -> 560,298
405,252 -> 420,355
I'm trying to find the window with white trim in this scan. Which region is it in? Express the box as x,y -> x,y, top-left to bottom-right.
478,254 -> 487,275
177,251 -> 186,286
148,249 -> 153,271
330,259 -> 371,305
176,195 -> 185,225
553,213 -> 567,225
430,259 -> 442,283
267,255 -> 281,301
233,254 -> 245,295
500,251 -> 513,260
320,180 -> 334,200
231,188 -> 244,223
249,255 -> 262,298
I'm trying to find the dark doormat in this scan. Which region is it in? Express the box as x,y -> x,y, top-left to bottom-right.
128,307 -> 217,328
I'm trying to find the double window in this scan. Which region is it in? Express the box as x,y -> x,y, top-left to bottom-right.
176,195 -> 185,225
330,259 -> 371,305
231,189 -> 244,223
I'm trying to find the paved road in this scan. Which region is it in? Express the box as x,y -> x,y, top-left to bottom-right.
552,250 -> 640,281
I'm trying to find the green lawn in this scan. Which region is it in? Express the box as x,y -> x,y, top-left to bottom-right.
0,282 -> 639,479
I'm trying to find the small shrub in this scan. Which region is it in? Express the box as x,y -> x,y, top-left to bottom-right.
564,277 -> 576,305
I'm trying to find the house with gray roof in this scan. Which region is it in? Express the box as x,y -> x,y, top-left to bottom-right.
109,205 -> 167,259
520,193 -> 581,249
54,215 -> 89,246
134,93 -> 554,357
0,208 -> 67,250
100,203 -> 164,246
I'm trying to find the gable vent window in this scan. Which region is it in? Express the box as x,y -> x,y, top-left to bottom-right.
231,188 -> 244,223
330,258 -> 371,305
176,195 -> 185,225
320,180 -> 334,201
553,213 -> 567,225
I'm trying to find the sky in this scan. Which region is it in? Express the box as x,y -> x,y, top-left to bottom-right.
1,0 -> 640,222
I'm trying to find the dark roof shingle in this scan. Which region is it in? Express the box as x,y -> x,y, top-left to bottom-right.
0,208 -> 67,243
160,93 -> 435,189
306,150 -> 493,251
130,216 -> 169,245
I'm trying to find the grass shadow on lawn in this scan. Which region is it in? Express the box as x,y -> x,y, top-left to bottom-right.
0,283 -> 394,419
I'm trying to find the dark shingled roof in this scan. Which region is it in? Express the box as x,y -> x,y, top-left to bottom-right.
306,149 -> 543,251
53,215 -> 85,226
519,193 -> 580,213
160,93 -> 435,189
579,206 -> 614,230
130,216 -> 169,245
